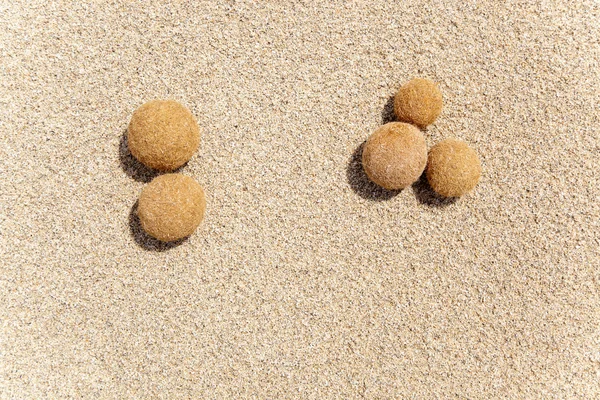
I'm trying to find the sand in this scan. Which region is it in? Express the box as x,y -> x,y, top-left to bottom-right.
1,1 -> 599,398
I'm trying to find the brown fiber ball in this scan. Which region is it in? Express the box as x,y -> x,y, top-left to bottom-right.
137,174 -> 206,242
394,78 -> 443,128
362,122 -> 427,190
426,139 -> 481,197
128,100 -> 200,171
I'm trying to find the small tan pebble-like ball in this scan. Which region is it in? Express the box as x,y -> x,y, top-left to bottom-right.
137,173 -> 206,242
128,100 -> 200,171
426,138 -> 481,197
394,78 -> 443,128
362,122 -> 428,190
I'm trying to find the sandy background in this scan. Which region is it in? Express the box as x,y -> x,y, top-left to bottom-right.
1,0 -> 599,398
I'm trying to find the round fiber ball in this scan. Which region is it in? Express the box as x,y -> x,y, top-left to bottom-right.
362,122 -> 427,190
137,173 -> 206,242
426,139 -> 481,197
394,78 -> 443,128
128,100 -> 200,171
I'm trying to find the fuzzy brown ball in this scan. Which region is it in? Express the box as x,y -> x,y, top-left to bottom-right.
128,100 -> 200,171
362,122 -> 428,190
426,139 -> 481,197
137,174 -> 206,242
394,78 -> 443,128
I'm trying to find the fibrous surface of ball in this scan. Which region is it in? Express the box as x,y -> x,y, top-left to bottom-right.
137,174 -> 206,242
394,78 -> 443,128
128,100 -> 200,171
362,122 -> 427,190
426,139 -> 481,197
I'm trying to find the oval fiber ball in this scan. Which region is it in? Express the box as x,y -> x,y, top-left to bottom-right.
394,78 -> 443,128
128,100 -> 200,171
362,122 -> 428,190
137,174 -> 206,242
426,138 -> 481,197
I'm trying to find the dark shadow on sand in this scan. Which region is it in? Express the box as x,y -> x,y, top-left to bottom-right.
346,141 -> 402,201
411,174 -> 457,208
381,95 -> 396,125
119,130 -> 160,183
128,200 -> 188,252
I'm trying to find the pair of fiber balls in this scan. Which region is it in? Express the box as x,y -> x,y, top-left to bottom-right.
362,78 -> 481,197
128,100 -> 206,242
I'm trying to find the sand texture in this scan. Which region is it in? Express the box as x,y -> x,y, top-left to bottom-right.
1,1 -> 599,398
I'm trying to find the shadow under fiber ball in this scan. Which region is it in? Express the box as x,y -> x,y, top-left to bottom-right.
137,174 -> 206,242
394,78 -> 443,128
128,100 -> 200,171
426,139 -> 481,197
362,122 -> 427,190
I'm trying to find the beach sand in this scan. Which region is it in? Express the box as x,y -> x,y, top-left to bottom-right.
1,1 -> 599,398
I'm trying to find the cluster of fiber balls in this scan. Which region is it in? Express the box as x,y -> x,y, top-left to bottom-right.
127,81 -> 478,243
362,78 -> 481,197
128,100 -> 206,242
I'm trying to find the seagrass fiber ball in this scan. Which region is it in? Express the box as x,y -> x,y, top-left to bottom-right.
426,139 -> 481,197
128,100 -> 200,171
394,78 -> 443,128
137,174 -> 206,242
362,122 -> 427,190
